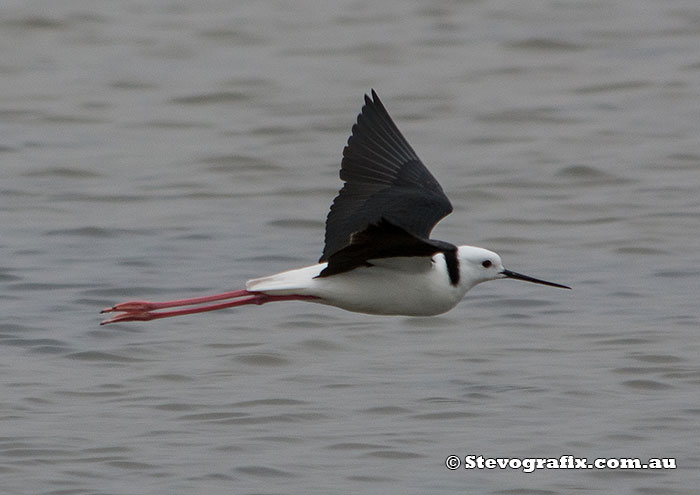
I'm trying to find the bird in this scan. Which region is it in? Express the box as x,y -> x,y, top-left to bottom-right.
100,90 -> 569,325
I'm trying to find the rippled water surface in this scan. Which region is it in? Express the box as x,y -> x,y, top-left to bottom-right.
1,1 -> 699,493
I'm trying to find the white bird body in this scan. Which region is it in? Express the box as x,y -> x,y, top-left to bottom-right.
246,247 -> 501,316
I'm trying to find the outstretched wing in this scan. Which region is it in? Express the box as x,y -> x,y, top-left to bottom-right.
319,90 -> 453,262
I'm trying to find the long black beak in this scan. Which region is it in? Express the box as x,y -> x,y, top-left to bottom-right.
501,269 -> 571,290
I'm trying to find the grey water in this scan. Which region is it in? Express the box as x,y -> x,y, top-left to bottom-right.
1,1 -> 699,493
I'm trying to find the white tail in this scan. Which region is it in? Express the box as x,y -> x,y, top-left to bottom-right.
245,263 -> 326,294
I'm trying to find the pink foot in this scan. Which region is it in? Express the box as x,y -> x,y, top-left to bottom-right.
100,301 -> 161,314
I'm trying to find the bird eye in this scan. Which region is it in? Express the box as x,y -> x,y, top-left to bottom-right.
482,260 -> 492,268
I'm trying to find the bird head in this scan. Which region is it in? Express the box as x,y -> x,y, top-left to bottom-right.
457,246 -> 570,290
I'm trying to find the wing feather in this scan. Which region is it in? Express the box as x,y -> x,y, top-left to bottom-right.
318,219 -> 455,278
320,90 -> 453,262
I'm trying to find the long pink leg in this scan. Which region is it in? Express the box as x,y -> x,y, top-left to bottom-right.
100,291 -> 319,325
100,289 -> 251,314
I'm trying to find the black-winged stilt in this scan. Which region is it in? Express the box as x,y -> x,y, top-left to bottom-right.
101,91 -> 569,325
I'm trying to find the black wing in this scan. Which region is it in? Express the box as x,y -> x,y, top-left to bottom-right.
318,219 -> 456,278
319,90 -> 453,262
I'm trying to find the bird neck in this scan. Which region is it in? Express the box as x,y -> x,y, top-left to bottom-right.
443,250 -> 460,286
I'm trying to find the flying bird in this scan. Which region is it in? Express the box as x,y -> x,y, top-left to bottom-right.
101,90 -> 569,325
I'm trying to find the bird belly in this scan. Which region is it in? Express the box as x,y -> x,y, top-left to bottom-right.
247,258 -> 468,317
310,262 -> 466,316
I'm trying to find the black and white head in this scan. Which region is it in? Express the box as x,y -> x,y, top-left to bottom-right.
457,246 -> 570,290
